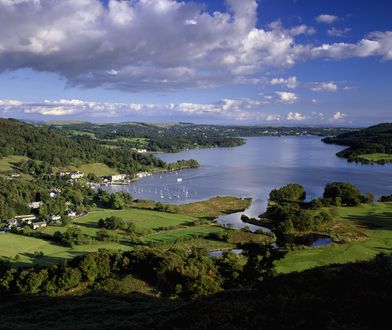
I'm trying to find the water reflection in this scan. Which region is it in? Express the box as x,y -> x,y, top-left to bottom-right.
105,136 -> 392,229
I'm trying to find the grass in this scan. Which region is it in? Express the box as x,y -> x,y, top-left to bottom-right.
3,197 -> 249,266
277,202 -> 392,273
142,225 -> 225,243
68,163 -> 118,176
179,196 -> 252,219
68,130 -> 96,138
0,232 -> 134,267
357,153 -> 392,162
0,155 -> 29,173
115,137 -> 149,145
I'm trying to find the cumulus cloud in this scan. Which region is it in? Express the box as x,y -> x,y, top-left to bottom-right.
1,97 -> 349,124
0,1 -> 390,92
310,82 -> 338,92
309,31 -> 392,61
330,111 -> 347,122
327,27 -> 352,37
286,112 -> 306,121
315,14 -> 339,24
275,92 -> 298,103
270,76 -> 299,89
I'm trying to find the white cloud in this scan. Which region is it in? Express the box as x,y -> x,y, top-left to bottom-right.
286,112 -> 306,121
275,92 -> 298,103
310,82 -> 338,92
270,76 -> 299,89
315,14 -> 339,24
0,1 -> 390,92
330,111 -> 347,122
1,97 -> 350,124
327,27 -> 352,37
309,32 -> 392,60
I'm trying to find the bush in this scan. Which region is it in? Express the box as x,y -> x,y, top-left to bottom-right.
98,216 -> 125,230
323,182 -> 362,206
269,184 -> 306,202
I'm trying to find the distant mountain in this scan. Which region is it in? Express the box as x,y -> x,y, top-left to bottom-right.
0,118 -> 165,174
323,123 -> 392,163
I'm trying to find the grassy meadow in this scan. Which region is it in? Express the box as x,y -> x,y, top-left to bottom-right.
357,153 -> 392,162
0,197 -> 250,266
277,202 -> 392,273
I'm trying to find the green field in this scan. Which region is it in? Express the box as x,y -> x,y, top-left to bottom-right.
143,225 -> 225,243
69,163 -> 118,176
0,232 -> 134,267
277,202 -> 392,273
69,130 -> 96,138
115,137 -> 149,145
0,155 -> 29,173
357,153 -> 392,162
1,197 -> 249,266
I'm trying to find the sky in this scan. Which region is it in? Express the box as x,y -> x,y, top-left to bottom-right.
0,0 -> 391,126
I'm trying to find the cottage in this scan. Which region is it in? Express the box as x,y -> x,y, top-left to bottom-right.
65,210 -> 77,218
58,170 -> 84,179
136,172 -> 151,179
49,215 -> 61,223
28,201 -> 42,209
14,215 -> 37,224
109,174 -> 127,182
31,221 -> 47,230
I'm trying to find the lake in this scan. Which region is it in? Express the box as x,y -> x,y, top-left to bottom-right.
105,136 -> 392,228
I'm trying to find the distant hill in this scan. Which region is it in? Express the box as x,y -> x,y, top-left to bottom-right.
47,121 -> 353,153
323,123 -> 392,164
0,118 -> 165,174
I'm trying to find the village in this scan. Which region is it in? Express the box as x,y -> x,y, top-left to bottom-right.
1,169 -> 151,232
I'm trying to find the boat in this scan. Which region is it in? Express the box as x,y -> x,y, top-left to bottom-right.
177,178 -> 183,182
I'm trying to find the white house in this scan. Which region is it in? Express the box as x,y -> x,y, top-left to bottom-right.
136,172 -> 151,178
49,215 -> 61,223
109,174 -> 127,182
65,210 -> 77,218
14,215 -> 37,224
31,221 -> 47,230
58,171 -> 84,179
28,201 -> 42,209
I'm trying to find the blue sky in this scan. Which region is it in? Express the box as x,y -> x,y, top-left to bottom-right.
0,0 -> 391,126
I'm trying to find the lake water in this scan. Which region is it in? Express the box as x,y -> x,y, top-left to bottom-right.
106,136 -> 392,228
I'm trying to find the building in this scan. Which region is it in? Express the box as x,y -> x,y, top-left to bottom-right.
49,215 -> 61,223
65,210 -> 77,218
28,201 -> 42,209
131,148 -> 148,153
58,170 -> 84,179
109,174 -> 127,182
31,221 -> 47,230
14,215 -> 37,224
136,172 -> 151,179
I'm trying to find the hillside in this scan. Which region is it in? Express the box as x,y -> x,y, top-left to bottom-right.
48,121 -> 353,153
0,118 -> 165,175
323,123 -> 392,163
1,254 -> 390,329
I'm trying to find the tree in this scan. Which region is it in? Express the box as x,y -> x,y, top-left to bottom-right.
323,182 -> 362,206
98,216 -> 125,230
240,243 -> 286,287
56,267 -> 82,290
269,184 -> 306,202
214,252 -> 243,289
78,254 -> 99,282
